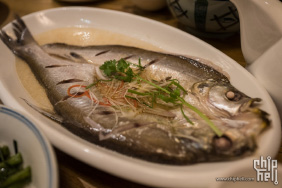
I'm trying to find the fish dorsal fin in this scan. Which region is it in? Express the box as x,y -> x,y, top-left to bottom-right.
42,43 -> 89,64
48,51 -> 89,64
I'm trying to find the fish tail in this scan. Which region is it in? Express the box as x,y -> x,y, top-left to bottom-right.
0,15 -> 36,57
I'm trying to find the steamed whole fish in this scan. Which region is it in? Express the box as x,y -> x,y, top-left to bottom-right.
0,17 -> 270,164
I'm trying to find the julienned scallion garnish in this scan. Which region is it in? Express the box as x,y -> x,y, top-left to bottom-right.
0,140 -> 32,188
87,58 -> 223,137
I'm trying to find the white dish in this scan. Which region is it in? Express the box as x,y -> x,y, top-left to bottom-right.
0,105 -> 58,188
0,7 -> 280,188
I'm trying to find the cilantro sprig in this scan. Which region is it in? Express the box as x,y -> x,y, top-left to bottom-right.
99,59 -> 135,82
94,58 -> 223,137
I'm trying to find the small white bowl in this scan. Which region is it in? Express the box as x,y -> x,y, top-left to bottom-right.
0,105 -> 58,188
167,0 -> 240,38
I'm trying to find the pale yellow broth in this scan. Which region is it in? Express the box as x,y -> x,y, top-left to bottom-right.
16,27 -> 161,111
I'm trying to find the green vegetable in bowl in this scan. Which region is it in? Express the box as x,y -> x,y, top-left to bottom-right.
0,140 -> 32,188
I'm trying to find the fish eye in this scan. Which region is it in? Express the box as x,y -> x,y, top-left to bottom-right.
225,90 -> 242,101
213,135 -> 232,152
197,83 -> 209,89
196,83 -> 210,93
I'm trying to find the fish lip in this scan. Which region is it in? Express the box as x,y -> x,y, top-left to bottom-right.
238,98 -> 271,129
239,97 -> 261,113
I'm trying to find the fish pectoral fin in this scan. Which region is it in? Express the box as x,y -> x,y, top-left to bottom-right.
99,122 -> 154,141
21,98 -> 63,123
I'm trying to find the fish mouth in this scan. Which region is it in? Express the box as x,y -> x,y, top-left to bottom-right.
230,97 -> 271,130
239,97 -> 261,112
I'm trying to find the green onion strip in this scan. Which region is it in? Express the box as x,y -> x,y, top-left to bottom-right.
136,75 -> 223,137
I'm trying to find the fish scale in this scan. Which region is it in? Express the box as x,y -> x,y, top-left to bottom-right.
0,16 -> 270,164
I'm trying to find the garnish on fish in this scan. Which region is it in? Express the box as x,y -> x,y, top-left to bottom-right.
84,58 -> 223,137
0,16 -> 270,164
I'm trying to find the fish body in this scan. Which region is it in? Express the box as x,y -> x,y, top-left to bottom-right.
0,17 -> 270,164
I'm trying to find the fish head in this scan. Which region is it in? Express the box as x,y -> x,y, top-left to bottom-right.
192,79 -> 265,117
189,79 -> 270,158
212,107 -> 270,157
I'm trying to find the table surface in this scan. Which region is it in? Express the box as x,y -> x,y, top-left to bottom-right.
0,0 -> 281,187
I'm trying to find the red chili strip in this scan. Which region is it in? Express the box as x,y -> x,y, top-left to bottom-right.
67,85 -> 111,106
